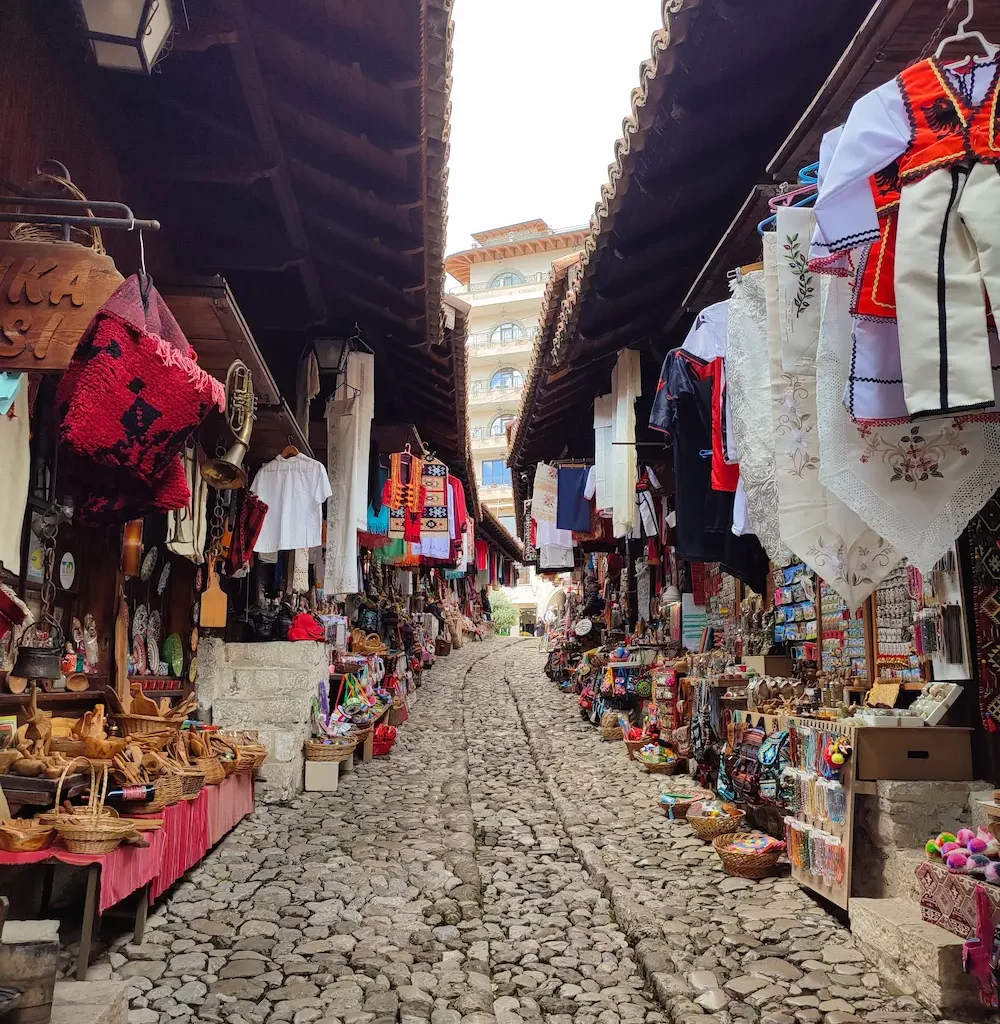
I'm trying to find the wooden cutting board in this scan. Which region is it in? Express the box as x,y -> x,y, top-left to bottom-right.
200,555 -> 228,629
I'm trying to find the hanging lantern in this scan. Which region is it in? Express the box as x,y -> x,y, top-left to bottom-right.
74,0 -> 175,74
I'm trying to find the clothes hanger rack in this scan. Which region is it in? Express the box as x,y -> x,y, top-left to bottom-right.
935,0 -> 998,61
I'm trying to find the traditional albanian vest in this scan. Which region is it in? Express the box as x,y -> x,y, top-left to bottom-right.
853,165 -> 901,320
896,56 -> 1000,184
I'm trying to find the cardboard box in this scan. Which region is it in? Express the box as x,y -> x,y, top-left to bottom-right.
741,655 -> 794,678
855,726 -> 972,781
304,760 -> 339,792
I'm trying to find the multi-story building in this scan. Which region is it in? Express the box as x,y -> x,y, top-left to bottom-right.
445,219 -> 588,534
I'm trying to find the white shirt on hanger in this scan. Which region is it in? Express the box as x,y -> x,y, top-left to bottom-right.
251,454 -> 333,552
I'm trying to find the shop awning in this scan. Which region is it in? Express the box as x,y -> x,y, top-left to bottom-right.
162,277 -> 312,464
109,0 -> 451,357
507,0 -> 880,470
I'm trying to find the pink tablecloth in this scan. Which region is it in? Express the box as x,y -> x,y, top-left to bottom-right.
0,773 -> 255,912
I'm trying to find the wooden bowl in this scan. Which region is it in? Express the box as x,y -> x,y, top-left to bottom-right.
66,673 -> 90,692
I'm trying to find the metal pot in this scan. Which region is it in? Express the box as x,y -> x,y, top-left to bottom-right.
12,624 -> 63,681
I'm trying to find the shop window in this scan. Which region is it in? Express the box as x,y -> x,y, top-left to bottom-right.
490,415 -> 513,436
490,368 -> 523,390
482,459 -> 512,488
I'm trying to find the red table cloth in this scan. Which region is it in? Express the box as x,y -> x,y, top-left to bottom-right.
0,773 -> 255,912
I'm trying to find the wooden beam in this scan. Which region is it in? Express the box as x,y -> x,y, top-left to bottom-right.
315,256 -> 424,316
132,152 -> 279,186
244,3 -> 421,90
217,0 -> 327,327
308,212 -> 423,275
767,0 -> 918,177
172,13 -> 239,51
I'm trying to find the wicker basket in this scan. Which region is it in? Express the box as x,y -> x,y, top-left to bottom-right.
658,789 -> 714,819
687,809 -> 745,841
52,760 -> 136,855
623,737 -> 647,760
235,744 -> 267,772
116,714 -> 183,738
305,737 -> 357,763
179,768 -> 206,801
600,712 -> 624,742
712,831 -> 785,879
639,758 -> 684,775
192,756 -> 225,787
0,820 -> 55,853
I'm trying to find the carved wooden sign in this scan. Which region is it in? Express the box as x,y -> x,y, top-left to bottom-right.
0,240 -> 124,370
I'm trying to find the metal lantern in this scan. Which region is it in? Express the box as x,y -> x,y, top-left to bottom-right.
74,0 -> 175,74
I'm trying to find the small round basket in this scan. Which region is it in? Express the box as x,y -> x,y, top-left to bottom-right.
712,831 -> 785,879
52,760 -> 136,855
623,737 -> 648,760
192,755 -> 225,787
305,737 -> 358,763
658,789 -> 714,819
637,755 -> 683,775
687,809 -> 745,841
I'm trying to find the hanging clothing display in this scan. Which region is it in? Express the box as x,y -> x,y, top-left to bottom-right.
593,395 -> 613,514
324,395 -> 361,593
968,492 -> 1000,730
556,466 -> 592,532
253,452 -> 332,553
345,352 -> 375,533
610,349 -> 641,538
225,490 -> 269,577
777,206 -> 822,372
532,462 -> 558,524
764,230 -> 900,608
166,442 -> 210,564
811,56 -> 1000,418
725,268 -> 783,560
294,345 -> 320,431
419,460 -> 450,561
0,378 -> 30,576
817,270 -> 1000,571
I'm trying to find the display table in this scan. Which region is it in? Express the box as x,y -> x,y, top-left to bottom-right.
0,772 -> 255,979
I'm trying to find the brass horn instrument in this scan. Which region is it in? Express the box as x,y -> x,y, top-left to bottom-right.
202,360 -> 255,489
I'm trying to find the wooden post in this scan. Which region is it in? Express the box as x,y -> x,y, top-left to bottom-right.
76,864 -> 99,981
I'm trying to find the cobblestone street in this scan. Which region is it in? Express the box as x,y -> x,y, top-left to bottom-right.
96,640 -> 947,1024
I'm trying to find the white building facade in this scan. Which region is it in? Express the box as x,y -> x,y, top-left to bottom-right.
445,219 -> 587,534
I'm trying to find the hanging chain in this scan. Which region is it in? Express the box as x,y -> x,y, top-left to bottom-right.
37,512 -> 60,640
920,1 -> 958,59
209,490 -> 226,559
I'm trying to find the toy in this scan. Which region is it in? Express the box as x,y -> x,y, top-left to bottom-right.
824,736 -> 853,769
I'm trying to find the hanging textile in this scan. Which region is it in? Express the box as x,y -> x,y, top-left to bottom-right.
387,450 -> 424,546
611,349 -> 641,538
593,395 -> 613,514
532,463 -> 558,524
324,395 -> 361,594
764,230 -> 900,608
295,345 -> 320,431
167,443 -> 210,564
345,353 -> 375,532
556,466 -> 592,532
968,493 -> 1000,730
817,272 -> 1000,571
777,206 -> 822,372
724,269 -> 783,559
420,460 -> 450,560
0,379 -> 29,576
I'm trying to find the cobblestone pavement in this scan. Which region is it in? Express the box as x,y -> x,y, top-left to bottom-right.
95,639 -> 952,1024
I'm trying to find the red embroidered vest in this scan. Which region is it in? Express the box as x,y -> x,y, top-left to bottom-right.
852,166 -> 901,319
897,57 -> 1000,183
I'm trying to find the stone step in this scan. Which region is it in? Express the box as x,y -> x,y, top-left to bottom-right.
849,896 -> 980,1017
223,640 -> 327,669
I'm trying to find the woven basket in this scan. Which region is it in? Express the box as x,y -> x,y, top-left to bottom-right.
116,714 -> 183,738
623,737 -> 647,760
687,810 -> 745,841
0,821 -> 55,853
639,758 -> 684,775
193,756 -> 225,787
11,170 -> 107,252
305,737 -> 357,763
235,744 -> 267,772
712,831 -> 785,879
658,789 -> 714,819
179,768 -> 206,801
52,759 -> 136,854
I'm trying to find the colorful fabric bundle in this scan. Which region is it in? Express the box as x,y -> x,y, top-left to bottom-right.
57,275 -> 225,522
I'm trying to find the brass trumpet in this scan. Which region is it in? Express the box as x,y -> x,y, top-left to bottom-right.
202,360 -> 255,489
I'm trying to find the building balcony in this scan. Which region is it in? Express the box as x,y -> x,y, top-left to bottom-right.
470,429 -> 508,451
479,483 -> 513,503
452,273 -> 547,303
467,326 -> 538,356
469,381 -> 524,406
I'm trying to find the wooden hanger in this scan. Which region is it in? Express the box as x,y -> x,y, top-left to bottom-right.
281,435 -> 300,459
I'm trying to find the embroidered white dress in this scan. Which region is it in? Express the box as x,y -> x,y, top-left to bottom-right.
764,231 -> 901,609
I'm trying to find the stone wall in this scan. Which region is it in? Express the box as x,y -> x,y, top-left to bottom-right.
853,779 -> 992,899
197,638 -> 327,803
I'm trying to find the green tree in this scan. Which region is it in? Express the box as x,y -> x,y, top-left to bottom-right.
490,590 -> 519,636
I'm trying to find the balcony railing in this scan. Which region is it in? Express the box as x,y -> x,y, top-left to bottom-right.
469,381 -> 524,403
470,427 -> 508,449
479,483 -> 513,497
467,272 -> 547,293
467,326 -> 539,352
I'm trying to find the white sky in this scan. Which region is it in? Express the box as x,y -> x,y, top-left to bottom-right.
445,0 -> 665,259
